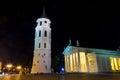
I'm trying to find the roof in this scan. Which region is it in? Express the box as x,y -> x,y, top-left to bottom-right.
63,45 -> 120,56
40,8 -> 48,19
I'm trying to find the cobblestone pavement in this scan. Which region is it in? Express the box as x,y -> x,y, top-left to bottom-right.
0,73 -> 120,80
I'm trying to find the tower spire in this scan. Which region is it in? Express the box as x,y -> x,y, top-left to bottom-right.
41,7 -> 48,18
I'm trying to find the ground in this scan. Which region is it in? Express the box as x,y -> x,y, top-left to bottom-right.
0,73 -> 120,80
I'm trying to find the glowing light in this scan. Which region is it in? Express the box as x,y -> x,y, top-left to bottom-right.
6,64 -> 13,68
16,66 -> 22,70
61,68 -> 65,72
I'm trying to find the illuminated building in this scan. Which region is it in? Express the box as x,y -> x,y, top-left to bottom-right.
31,9 -> 51,73
63,40 -> 120,72
0,62 -> 2,73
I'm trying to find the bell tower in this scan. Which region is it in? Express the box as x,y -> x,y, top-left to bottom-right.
31,8 -> 51,73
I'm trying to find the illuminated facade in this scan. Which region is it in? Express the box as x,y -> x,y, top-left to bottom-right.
31,9 -> 51,73
63,44 -> 120,72
0,62 -> 2,73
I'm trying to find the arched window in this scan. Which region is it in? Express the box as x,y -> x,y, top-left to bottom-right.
43,60 -> 45,63
39,43 -> 41,48
44,30 -> 47,37
44,53 -> 45,56
44,43 -> 46,48
40,21 -> 42,26
45,65 -> 47,70
37,61 -> 39,63
39,30 -> 41,37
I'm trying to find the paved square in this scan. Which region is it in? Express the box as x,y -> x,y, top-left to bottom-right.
0,73 -> 120,80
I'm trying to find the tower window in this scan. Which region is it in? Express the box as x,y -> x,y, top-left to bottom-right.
39,43 -> 41,48
43,60 -> 45,63
40,21 -> 42,26
44,31 -> 47,37
44,43 -> 46,48
44,53 -> 46,56
45,21 -> 47,23
37,61 -> 39,63
45,65 -> 47,70
39,30 -> 41,37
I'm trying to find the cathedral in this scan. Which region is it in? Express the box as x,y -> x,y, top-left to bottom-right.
31,9 -> 51,73
63,40 -> 120,72
30,8 -> 120,74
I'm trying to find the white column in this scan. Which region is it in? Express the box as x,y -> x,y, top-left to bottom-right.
67,55 -> 70,72
78,52 -> 81,72
75,52 -> 79,72
65,55 -> 67,72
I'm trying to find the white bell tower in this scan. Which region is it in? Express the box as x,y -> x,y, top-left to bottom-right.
31,9 -> 51,73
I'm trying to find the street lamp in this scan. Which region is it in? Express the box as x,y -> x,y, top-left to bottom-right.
16,66 -> 22,70
16,65 -> 22,74
6,64 -> 13,74
6,64 -> 13,68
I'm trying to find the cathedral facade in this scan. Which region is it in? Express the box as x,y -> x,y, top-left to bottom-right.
31,10 -> 51,73
63,41 -> 120,72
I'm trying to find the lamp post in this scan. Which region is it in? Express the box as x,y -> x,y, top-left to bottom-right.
16,65 -> 22,74
16,66 -> 21,70
6,64 -> 13,74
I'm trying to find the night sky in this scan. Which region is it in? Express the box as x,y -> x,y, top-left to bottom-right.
0,1 -> 120,68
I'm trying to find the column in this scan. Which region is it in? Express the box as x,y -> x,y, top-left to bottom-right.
64,55 -> 67,72
70,54 -> 73,72
79,52 -> 87,72
72,54 -> 74,72
78,52 -> 81,72
67,55 -> 70,72
75,52 -> 79,72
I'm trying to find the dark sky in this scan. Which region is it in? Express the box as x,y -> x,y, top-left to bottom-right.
0,0 -> 120,67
